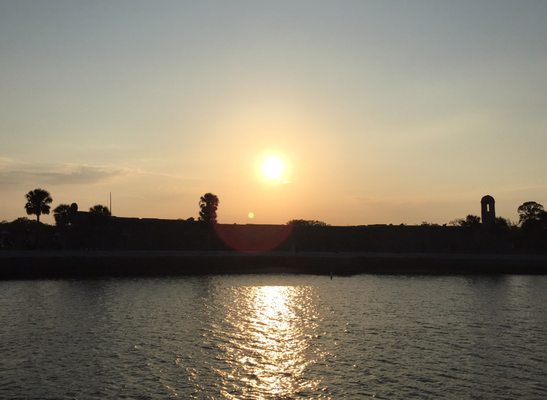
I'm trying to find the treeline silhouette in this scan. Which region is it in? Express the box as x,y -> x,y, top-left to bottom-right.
0,188 -> 545,253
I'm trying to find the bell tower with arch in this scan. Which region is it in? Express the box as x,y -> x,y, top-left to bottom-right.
481,195 -> 496,226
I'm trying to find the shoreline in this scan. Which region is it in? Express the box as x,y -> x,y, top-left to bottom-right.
1,251 -> 546,279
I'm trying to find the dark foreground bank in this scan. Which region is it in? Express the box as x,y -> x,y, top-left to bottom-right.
1,251 -> 546,279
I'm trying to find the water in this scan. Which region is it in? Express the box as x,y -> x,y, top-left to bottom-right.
1,274 -> 546,399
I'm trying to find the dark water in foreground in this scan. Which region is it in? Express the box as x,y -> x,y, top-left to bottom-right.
1,274 -> 546,399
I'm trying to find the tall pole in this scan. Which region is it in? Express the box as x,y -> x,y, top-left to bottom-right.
110,192 -> 112,216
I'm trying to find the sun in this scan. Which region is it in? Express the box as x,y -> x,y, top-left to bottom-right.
261,155 -> 285,182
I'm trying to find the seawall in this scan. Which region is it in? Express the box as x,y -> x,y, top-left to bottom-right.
1,251 -> 546,279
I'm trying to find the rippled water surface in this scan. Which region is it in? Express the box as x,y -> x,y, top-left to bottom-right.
1,274 -> 546,399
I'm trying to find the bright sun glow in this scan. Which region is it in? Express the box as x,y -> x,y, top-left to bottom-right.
261,155 -> 285,182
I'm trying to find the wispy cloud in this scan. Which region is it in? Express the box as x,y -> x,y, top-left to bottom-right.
0,158 -> 126,187
0,157 -> 203,189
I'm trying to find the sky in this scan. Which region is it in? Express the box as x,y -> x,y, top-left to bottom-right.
1,0 -> 546,225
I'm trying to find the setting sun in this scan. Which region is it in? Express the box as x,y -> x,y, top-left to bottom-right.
260,155 -> 286,182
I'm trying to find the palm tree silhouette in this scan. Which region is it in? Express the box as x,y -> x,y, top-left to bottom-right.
199,193 -> 219,224
24,188 -> 53,222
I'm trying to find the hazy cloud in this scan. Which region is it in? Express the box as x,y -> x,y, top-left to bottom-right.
0,158 -> 125,187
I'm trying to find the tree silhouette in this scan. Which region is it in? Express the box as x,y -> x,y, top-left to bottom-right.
451,215 -> 481,229
53,204 -> 72,227
518,201 -> 544,227
89,204 -> 110,216
88,204 -> 111,224
24,188 -> 53,222
287,219 -> 328,227
199,193 -> 219,224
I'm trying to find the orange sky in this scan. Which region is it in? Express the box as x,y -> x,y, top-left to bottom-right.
1,1 -> 546,225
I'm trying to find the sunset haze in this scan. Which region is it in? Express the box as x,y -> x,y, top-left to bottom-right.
1,1 -> 546,225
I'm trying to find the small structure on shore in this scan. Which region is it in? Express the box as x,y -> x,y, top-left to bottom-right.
481,195 -> 496,226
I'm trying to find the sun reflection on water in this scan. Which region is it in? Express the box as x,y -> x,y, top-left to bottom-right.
213,285 -> 321,399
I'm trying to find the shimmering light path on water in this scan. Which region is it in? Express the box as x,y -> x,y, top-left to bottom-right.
1,275 -> 546,399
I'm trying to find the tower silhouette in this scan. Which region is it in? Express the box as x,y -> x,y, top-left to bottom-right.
481,195 -> 496,226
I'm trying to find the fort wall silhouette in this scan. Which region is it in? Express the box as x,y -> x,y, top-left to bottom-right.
2,215 -> 546,278
3,191 -> 546,278
29,214 -> 515,253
